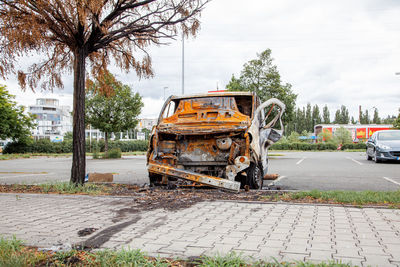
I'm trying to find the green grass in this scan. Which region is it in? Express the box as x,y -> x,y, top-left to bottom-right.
280,190 -> 400,206
0,237 -> 357,267
341,149 -> 365,152
37,182 -> 109,195
0,153 -> 72,160
0,236 -> 46,267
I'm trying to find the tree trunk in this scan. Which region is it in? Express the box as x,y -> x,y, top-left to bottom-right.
70,47 -> 87,185
104,132 -> 109,156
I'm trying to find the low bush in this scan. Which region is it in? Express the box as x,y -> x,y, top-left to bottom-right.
341,142 -> 366,150
104,148 -> 122,159
270,141 -> 365,151
4,139 -> 149,154
270,142 -> 338,151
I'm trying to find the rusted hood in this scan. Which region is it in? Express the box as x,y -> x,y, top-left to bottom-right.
158,97 -> 252,134
157,121 -> 250,134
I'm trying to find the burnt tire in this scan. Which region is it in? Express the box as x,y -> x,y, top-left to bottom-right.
246,163 -> 263,190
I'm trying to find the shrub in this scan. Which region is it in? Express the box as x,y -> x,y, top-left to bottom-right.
104,148 -> 122,159
341,142 -> 366,150
270,141 -> 338,151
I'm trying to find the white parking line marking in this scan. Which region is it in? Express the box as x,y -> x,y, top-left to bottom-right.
383,177 -> 400,186
296,158 -> 306,165
268,176 -> 286,186
346,157 -> 363,166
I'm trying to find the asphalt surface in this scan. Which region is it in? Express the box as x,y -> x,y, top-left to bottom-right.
268,151 -> 400,191
0,152 -> 399,191
0,155 -> 149,185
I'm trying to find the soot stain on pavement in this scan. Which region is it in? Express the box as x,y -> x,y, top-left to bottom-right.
76,188 -> 292,249
80,217 -> 141,249
80,190 -> 207,249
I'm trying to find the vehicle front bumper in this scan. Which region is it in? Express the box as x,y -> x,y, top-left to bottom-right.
375,149 -> 400,161
148,162 -> 241,192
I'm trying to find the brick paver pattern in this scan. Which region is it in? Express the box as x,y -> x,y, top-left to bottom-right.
0,193 -> 399,266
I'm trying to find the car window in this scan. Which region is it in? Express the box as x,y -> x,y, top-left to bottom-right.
378,131 -> 400,141
162,101 -> 176,118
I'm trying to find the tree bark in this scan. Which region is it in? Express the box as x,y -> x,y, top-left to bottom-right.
104,132 -> 109,156
70,47 -> 87,184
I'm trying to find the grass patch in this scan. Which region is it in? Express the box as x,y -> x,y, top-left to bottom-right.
268,153 -> 285,157
0,151 -> 146,160
0,236 -> 47,267
277,190 -> 400,207
39,182 -> 109,195
341,149 -> 365,152
0,153 -> 72,160
0,182 -> 110,195
0,236 -> 355,266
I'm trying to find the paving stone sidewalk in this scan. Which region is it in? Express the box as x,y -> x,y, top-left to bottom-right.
0,193 -> 399,266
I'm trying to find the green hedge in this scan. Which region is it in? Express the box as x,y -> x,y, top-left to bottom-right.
3,139 -> 149,154
270,142 -> 366,151
4,139 -> 366,154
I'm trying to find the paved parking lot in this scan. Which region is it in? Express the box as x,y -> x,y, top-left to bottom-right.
268,151 -> 400,191
0,152 -> 399,191
0,155 -> 149,185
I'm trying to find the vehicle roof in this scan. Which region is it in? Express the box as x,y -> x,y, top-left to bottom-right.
170,91 -> 255,100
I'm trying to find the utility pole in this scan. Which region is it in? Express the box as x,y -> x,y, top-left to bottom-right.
163,87 -> 168,101
181,32 -> 185,95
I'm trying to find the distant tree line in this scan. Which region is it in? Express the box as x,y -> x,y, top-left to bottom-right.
224,48 -> 399,137
286,104 -> 397,135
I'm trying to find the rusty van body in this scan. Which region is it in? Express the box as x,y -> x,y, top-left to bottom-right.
146,92 -> 285,192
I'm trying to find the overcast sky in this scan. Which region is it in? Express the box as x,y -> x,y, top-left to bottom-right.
1,0 -> 400,120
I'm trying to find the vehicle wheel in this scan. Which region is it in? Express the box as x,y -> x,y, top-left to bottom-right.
366,151 -> 372,161
149,172 -> 162,185
246,163 -> 263,190
374,151 -> 381,163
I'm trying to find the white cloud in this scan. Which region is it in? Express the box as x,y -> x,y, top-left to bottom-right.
1,0 -> 400,120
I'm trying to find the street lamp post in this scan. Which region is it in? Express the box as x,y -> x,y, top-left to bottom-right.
163,87 -> 168,101
181,32 -> 184,95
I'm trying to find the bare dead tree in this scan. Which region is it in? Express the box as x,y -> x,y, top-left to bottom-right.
0,0 -> 209,184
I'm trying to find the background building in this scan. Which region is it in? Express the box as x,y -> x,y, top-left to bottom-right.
137,118 -> 157,131
314,124 -> 393,143
29,98 -> 72,141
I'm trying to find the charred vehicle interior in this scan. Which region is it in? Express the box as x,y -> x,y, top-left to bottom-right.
146,92 -> 285,192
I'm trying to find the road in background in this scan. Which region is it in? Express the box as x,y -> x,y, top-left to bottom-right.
0,152 -> 399,191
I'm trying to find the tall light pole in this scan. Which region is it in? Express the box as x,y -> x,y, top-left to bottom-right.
163,87 -> 168,101
181,32 -> 185,95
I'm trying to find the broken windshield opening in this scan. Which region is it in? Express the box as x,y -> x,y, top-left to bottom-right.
190,97 -> 236,110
